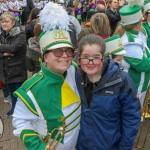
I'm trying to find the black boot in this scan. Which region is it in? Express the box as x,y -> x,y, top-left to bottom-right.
6,97 -> 17,116
6,107 -> 14,116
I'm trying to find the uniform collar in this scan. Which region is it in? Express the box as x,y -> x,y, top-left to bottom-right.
126,29 -> 139,35
41,62 -> 67,80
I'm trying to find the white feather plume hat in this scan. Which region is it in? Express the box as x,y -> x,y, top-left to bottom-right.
38,2 -> 74,54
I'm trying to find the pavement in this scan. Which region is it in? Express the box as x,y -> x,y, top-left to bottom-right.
0,90 -> 25,150
0,88 -> 150,150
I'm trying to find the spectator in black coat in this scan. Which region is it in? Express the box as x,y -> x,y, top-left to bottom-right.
106,0 -> 121,35
25,8 -> 40,43
0,11 -> 27,116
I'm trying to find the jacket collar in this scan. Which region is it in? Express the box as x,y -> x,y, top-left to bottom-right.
125,29 -> 139,35
9,27 -> 21,36
0,26 -> 21,37
41,62 -> 67,81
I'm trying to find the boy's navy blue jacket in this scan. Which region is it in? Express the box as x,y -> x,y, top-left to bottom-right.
76,59 -> 141,150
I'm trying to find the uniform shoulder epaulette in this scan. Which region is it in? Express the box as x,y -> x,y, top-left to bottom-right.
21,72 -> 44,92
13,72 -> 43,116
14,88 -> 39,116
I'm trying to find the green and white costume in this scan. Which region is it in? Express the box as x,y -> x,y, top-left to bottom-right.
121,30 -> 150,106
140,21 -> 150,47
118,0 -> 150,106
12,62 -> 81,150
141,0 -> 150,49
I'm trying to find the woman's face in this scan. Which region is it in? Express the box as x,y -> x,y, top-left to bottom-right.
1,17 -> 15,32
79,44 -> 103,77
44,47 -> 73,75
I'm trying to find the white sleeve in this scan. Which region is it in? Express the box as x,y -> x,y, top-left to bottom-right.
139,31 -> 147,44
12,98 -> 39,137
124,42 -> 144,59
18,0 -> 27,7
8,2 -> 13,10
1,3 -> 9,12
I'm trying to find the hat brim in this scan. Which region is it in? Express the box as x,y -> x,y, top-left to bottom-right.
113,50 -> 126,55
146,10 -> 150,13
43,42 -> 74,55
47,43 -> 74,50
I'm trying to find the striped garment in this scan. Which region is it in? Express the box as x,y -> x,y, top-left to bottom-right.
121,30 -> 150,106
13,62 -> 81,150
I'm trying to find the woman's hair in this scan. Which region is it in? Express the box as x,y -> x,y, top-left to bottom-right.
34,18 -> 42,38
114,20 -> 142,36
78,34 -> 106,56
27,8 -> 40,24
90,13 -> 111,36
0,11 -> 15,23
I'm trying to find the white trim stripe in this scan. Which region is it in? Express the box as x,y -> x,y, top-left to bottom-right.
138,72 -> 144,93
105,39 -> 121,54
121,10 -> 142,25
27,90 -> 44,119
105,38 -> 125,55
39,30 -> 71,51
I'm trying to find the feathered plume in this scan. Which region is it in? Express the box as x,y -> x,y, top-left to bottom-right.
39,2 -> 70,32
127,0 -> 144,7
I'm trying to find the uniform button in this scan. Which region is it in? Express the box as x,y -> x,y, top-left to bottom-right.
8,73 -> 9,74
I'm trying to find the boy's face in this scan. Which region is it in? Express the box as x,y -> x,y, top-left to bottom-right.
110,0 -> 119,10
78,3 -> 82,9
113,55 -> 123,64
147,12 -> 150,22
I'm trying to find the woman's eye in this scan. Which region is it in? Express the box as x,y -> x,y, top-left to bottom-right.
94,57 -> 100,60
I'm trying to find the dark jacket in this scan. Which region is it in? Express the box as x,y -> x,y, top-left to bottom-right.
76,59 -> 141,150
25,20 -> 36,42
106,9 -> 121,35
0,26 -> 27,83
25,37 -> 41,73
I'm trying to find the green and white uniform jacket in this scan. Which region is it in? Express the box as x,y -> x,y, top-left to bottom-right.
121,30 -> 150,107
141,21 -> 150,49
12,62 -> 81,150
